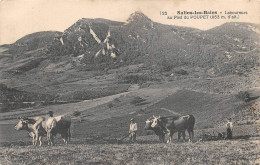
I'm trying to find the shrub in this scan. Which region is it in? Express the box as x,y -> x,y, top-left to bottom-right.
73,111 -> 81,117
117,74 -> 157,84
130,96 -> 145,105
236,91 -> 250,102
113,98 -> 120,103
174,69 -> 188,75
108,103 -> 114,109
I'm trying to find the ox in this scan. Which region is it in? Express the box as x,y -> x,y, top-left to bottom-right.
48,115 -> 71,145
151,115 -> 195,143
14,115 -> 71,146
144,118 -> 165,143
43,117 -> 56,146
14,117 -> 46,146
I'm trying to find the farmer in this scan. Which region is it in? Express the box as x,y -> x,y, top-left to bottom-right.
129,118 -> 138,142
226,118 -> 233,139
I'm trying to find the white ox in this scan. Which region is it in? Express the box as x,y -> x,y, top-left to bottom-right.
14,117 -> 46,146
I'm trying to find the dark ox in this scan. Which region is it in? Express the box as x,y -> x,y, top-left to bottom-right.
50,115 -> 71,145
144,118 -> 165,142
15,115 -> 71,146
151,115 -> 195,143
144,116 -> 188,143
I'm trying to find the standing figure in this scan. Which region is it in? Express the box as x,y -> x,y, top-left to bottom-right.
129,118 -> 138,142
226,118 -> 233,139
45,110 -> 56,145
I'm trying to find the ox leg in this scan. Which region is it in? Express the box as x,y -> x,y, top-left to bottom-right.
35,132 -> 39,146
177,132 -> 181,141
189,130 -> 194,142
62,134 -> 68,145
162,134 -> 165,143
47,131 -> 51,146
187,129 -> 194,142
39,136 -> 42,146
68,128 -> 71,142
182,131 -> 186,142
51,136 -> 55,146
31,133 -> 36,145
188,131 -> 191,142
159,135 -> 164,143
50,133 -> 55,146
166,133 -> 170,143
167,131 -> 173,143
65,136 -> 68,145
48,135 -> 54,146
158,135 -> 162,142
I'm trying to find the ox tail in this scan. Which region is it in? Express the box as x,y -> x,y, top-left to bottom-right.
187,115 -> 195,132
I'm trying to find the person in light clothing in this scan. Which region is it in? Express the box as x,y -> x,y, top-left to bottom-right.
226,118 -> 233,139
129,118 -> 138,142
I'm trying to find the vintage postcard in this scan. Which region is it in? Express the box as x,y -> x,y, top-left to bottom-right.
0,0 -> 259,164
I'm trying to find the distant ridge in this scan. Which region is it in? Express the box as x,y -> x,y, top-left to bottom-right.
6,12 -> 259,76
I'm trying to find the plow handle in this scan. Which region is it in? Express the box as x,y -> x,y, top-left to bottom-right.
120,133 -> 130,140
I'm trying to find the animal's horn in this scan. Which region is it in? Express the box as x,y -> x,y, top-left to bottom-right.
159,115 -> 161,118
153,115 -> 155,118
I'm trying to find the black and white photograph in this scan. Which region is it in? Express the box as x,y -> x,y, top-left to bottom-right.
0,0 -> 259,164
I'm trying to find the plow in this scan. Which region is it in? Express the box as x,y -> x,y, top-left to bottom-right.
116,133 -> 131,144
199,131 -> 226,141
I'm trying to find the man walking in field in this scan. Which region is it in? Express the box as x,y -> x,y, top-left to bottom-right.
129,118 -> 137,142
226,118 -> 233,139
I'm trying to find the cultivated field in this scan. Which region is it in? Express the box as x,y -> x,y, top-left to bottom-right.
0,137 -> 259,165
0,84 -> 259,165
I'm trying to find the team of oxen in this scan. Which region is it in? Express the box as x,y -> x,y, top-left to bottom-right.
14,113 -> 195,146
144,114 -> 195,143
14,115 -> 71,146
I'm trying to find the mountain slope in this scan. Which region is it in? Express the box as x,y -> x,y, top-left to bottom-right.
44,12 -> 259,76
9,31 -> 62,53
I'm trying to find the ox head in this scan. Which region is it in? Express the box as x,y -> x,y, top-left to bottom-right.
144,118 -> 152,130
14,117 -> 29,130
151,115 -> 161,128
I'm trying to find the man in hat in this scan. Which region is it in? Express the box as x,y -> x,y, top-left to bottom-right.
226,118 -> 233,139
129,118 -> 138,142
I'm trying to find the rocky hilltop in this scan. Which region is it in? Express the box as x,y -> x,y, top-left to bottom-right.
4,11 -> 259,75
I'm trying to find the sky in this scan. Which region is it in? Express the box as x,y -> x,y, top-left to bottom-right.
0,0 -> 259,45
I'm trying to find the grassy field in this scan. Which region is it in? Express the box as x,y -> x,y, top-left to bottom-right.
0,87 -> 259,165
0,137 -> 259,165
